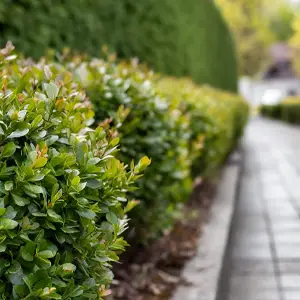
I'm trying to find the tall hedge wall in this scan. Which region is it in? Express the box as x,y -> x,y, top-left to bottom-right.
0,0 -> 238,91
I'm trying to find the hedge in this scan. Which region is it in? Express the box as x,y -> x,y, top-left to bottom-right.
68,58 -> 193,241
60,56 -> 247,240
260,97 -> 300,124
0,0 -> 238,92
0,43 -> 248,298
156,77 -> 249,177
0,43 -> 150,299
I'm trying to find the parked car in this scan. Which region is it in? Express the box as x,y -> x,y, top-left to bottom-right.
261,88 -> 286,105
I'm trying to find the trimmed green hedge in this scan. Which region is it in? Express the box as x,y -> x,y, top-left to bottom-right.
0,0 -> 238,92
0,43 -> 150,299
260,98 -> 300,124
61,56 -> 247,240
156,77 -> 249,177
72,59 -> 192,240
0,43 -> 248,298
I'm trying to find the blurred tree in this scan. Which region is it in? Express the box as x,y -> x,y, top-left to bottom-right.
289,14 -> 300,73
270,3 -> 295,42
215,0 -> 276,76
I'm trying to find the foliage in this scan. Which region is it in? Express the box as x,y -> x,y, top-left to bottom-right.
270,3 -> 295,42
0,44 -> 149,299
261,98 -> 300,124
0,0 -> 238,92
66,58 -> 192,240
215,0 -> 277,76
56,53 -> 247,241
156,77 -> 249,177
0,41 -> 249,296
289,13 -> 300,74
113,0 -> 238,92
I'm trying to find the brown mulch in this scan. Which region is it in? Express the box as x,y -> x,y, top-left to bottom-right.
110,178 -> 217,300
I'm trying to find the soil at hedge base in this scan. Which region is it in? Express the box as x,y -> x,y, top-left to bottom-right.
110,179 -> 216,300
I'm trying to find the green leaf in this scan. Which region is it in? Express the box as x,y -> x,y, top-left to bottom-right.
109,137 -> 119,147
0,218 -> 18,230
31,115 -> 43,128
37,250 -> 55,259
13,285 -> 28,299
35,256 -> 51,269
24,183 -> 44,194
68,288 -> 83,297
24,269 -> 51,291
38,241 -> 58,258
59,263 -> 76,277
32,157 -> 48,168
46,135 -> 59,146
3,206 -> 17,219
71,176 -> 80,186
61,226 -> 79,234
124,200 -> 140,213
12,194 -> 30,206
106,212 -> 118,225
7,261 -> 24,285
87,157 -> 100,165
0,208 -> 6,216
1,142 -> 16,158
7,128 -> 29,139
21,242 -> 36,262
44,82 -> 59,99
7,261 -> 21,274
40,287 -> 61,298
4,181 -> 13,191
76,209 -> 96,219
52,188 -> 62,203
28,172 -> 46,182
47,209 -> 63,223
134,156 -> 151,173
44,65 -> 53,79
86,178 -> 103,189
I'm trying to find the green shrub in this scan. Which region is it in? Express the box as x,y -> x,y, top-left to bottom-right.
60,56 -> 247,241
69,59 -> 192,241
156,77 -> 249,177
60,56 -> 247,244
281,103 -> 300,123
260,104 -> 281,119
0,42 -> 247,279
0,45 -> 149,299
260,98 -> 300,124
0,0 -> 238,92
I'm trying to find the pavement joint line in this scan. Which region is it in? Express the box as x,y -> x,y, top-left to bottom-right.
258,173 -> 284,300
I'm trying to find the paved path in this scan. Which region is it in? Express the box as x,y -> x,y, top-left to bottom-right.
227,118 -> 300,300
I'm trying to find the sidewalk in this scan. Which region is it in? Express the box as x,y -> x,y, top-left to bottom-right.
227,118 -> 300,300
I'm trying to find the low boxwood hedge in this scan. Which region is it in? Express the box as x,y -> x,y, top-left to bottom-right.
260,97 -> 300,124
68,59 -> 193,241
60,56 -> 249,242
0,43 -> 249,298
0,43 -> 150,299
156,77 -> 249,177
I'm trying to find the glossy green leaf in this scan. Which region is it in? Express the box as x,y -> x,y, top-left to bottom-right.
76,209 -> 96,219
12,194 -> 30,206
1,142 -> 16,158
106,212 -> 118,225
21,242 -> 36,262
86,179 -> 102,189
0,218 -> 18,230
44,82 -> 59,99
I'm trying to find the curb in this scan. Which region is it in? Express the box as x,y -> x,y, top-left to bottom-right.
171,149 -> 243,300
